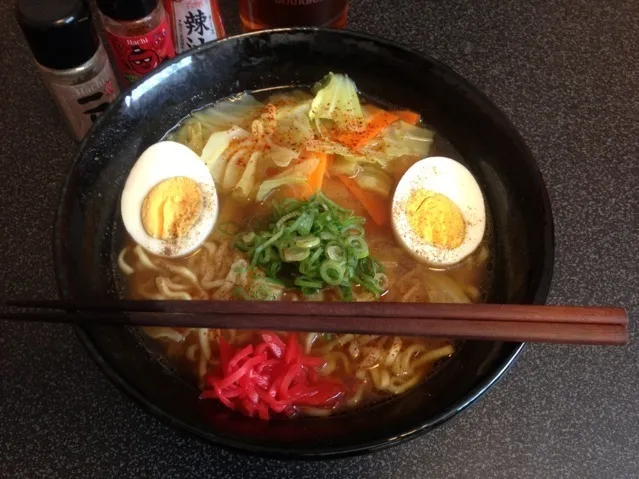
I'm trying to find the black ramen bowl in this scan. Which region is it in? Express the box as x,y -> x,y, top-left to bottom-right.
54,28 -> 554,458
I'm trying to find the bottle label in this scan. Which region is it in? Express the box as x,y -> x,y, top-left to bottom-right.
105,19 -> 176,86
171,1 -> 220,53
48,59 -> 120,141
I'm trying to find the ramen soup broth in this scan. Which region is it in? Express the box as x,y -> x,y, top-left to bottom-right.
117,78 -> 493,419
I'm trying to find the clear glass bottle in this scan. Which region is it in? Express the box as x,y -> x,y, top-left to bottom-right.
239,0 -> 348,31
16,0 -> 120,141
97,0 -> 176,86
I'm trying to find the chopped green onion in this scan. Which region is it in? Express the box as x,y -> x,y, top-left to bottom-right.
374,272 -> 388,290
340,285 -> 354,301
299,247 -> 323,276
242,232 -> 256,244
347,236 -> 369,259
295,213 -> 314,236
295,277 -> 324,289
294,235 -> 321,249
326,244 -> 345,261
248,275 -> 285,301
283,246 -> 310,262
319,260 -> 346,285
266,262 -> 281,278
233,286 -> 251,300
233,193 -> 384,298
343,224 -> 364,237
276,211 -> 301,229
307,247 -> 323,265
320,231 -> 336,241
360,256 -> 378,276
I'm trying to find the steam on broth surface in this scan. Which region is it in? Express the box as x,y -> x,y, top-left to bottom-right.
118,73 -> 492,419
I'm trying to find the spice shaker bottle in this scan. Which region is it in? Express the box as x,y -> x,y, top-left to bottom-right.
16,0 -> 120,142
164,0 -> 226,54
97,0 -> 176,86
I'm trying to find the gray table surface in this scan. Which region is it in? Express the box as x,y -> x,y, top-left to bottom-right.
1,0 -> 637,477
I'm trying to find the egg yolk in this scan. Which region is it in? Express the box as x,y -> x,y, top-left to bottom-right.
405,189 -> 465,249
141,177 -> 203,240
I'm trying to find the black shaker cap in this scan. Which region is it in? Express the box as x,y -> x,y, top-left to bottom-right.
96,0 -> 159,22
16,0 -> 99,70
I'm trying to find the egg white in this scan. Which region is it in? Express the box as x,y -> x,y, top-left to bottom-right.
391,156 -> 486,268
120,141 -> 218,258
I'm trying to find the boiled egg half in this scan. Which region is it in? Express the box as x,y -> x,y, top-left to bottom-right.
391,156 -> 486,268
121,141 -> 218,258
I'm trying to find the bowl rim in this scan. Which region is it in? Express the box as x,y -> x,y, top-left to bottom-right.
53,27 -> 555,459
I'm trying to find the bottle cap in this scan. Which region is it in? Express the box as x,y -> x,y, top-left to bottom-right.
96,0 -> 159,22
16,0 -> 99,71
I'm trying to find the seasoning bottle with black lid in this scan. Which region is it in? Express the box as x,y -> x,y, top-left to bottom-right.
97,0 -> 176,86
16,0 -> 120,141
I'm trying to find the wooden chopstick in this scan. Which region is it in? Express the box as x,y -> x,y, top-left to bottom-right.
0,310 -> 628,345
1,300 -> 629,345
6,300 -> 628,325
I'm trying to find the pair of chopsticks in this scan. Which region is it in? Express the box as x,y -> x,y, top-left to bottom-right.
1,299 -> 628,345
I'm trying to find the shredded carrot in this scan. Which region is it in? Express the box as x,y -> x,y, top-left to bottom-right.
305,152 -> 331,192
280,182 -> 314,200
324,154 -> 334,177
337,175 -> 389,226
334,109 -> 399,151
392,110 -> 420,125
279,151 -> 332,200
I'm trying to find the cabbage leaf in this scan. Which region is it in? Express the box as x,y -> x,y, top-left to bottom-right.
361,120 -> 434,165
256,156 -> 320,201
309,73 -> 365,132
353,165 -> 393,197
192,94 -> 264,132
235,151 -> 262,198
201,126 -> 250,184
